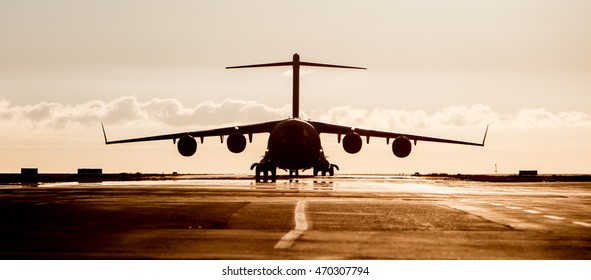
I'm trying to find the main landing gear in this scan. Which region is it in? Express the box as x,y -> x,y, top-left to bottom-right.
313,156 -> 339,176
250,151 -> 338,182
313,163 -> 338,176
251,151 -> 276,182
250,162 -> 276,183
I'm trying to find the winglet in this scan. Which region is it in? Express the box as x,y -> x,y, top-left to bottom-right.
481,125 -> 489,146
101,122 -> 109,144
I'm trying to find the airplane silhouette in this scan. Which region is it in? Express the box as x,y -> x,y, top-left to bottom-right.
102,53 -> 487,181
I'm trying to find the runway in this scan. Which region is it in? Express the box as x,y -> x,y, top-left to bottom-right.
0,176 -> 589,259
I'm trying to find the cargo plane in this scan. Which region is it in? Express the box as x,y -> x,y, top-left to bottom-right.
102,53 -> 487,181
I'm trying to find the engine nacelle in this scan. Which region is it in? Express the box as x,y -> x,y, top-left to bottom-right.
227,132 -> 247,153
177,135 -> 197,157
392,137 -> 412,158
342,132 -> 362,154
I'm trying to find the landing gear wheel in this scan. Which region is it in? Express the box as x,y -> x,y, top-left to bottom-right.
270,167 -> 276,182
252,162 -> 276,183
254,165 -> 261,182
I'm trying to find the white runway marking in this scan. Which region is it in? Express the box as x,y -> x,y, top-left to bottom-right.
313,211 -> 382,216
524,209 -> 541,214
573,221 -> 591,227
543,215 -> 565,220
274,200 -> 308,249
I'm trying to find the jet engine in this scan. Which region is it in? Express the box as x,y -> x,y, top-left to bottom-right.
177,135 -> 197,157
227,132 -> 247,153
342,132 -> 362,154
392,136 -> 412,158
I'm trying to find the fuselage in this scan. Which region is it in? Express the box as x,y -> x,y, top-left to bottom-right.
267,118 -> 321,170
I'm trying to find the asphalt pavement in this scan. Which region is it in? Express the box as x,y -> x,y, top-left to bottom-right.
0,176 -> 589,259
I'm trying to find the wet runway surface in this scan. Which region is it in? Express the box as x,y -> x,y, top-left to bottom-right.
0,176 -> 589,259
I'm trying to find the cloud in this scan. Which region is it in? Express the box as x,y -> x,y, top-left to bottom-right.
140,98 -> 291,126
1,97 -> 590,130
0,96 -> 290,129
511,108 -> 591,128
310,104 -> 591,130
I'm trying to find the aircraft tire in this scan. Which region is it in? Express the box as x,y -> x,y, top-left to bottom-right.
270,167 -> 277,182
255,165 -> 261,181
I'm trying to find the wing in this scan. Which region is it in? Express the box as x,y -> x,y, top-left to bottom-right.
102,120 -> 282,145
309,120 -> 488,146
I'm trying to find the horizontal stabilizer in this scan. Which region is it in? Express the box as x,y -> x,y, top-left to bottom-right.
226,61 -> 366,70
226,53 -> 365,119
226,61 -> 292,69
226,53 -> 366,70
299,61 -> 366,70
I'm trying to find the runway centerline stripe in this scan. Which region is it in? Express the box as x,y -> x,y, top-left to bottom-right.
294,200 -> 308,231
543,215 -> 565,220
311,211 -> 382,216
573,221 -> 591,227
274,200 -> 307,249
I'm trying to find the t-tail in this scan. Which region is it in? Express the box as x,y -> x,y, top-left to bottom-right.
226,53 -> 366,119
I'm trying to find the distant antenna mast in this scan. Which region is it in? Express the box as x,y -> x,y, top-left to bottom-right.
226,53 -> 366,119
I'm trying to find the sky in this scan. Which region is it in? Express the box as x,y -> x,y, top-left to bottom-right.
1,0 -> 590,175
